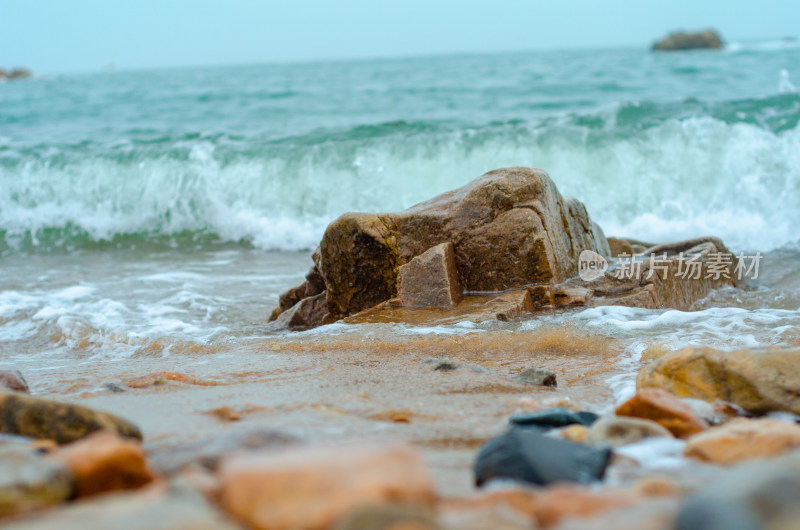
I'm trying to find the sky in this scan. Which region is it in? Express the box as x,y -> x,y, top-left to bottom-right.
2,0 -> 797,73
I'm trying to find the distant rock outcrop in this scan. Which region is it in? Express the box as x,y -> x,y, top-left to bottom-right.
0,68 -> 32,80
652,30 -> 724,51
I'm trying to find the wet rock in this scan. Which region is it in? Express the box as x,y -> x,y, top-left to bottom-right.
586,237 -> 737,310
474,428 -> 612,487
607,237 -> 635,257
52,431 -> 155,498
274,167 -> 610,324
0,369 -> 29,393
433,360 -> 458,371
219,442 -> 435,530
553,286 -> 593,307
684,418 -> 800,465
0,392 -> 141,445
270,291 -> 329,330
637,346 -> 800,416
148,428 -> 300,475
0,445 -> 73,518
675,452 -> 800,530
510,407 -> 598,430
517,367 -> 557,387
534,485 -> 637,528
268,264 -> 326,322
584,416 -> 673,448
398,241 -> 463,309
652,30 -> 724,51
335,505 -> 438,530
616,388 -> 708,439
2,484 -> 240,530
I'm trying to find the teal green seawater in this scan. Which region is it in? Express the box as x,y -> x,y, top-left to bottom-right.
2,45 -> 800,254
1,45 -> 800,395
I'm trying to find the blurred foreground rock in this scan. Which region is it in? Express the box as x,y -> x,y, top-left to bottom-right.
474,427 -> 612,487
219,442 -> 435,530
2,484 -> 240,530
684,418 -> 800,465
0,445 -> 73,518
616,388 -> 709,439
0,392 -> 141,444
52,431 -> 155,498
637,346 -> 800,415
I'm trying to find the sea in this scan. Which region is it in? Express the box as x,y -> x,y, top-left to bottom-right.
1,43 -> 799,406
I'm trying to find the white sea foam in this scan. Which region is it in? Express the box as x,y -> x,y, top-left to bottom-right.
1,113 -> 799,253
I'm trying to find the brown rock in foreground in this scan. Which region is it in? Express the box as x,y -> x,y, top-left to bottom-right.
637,346 -> 800,416
218,442 -> 435,530
273,167 -> 610,324
652,30 -> 724,51
52,431 -> 155,498
0,445 -> 73,518
1,486 -> 240,530
684,418 -> 800,465
398,241 -> 463,309
616,388 -> 708,439
0,392 -> 141,445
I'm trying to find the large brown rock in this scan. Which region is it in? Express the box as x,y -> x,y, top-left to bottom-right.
274,167 -> 610,323
398,241 -> 463,308
0,392 -> 142,445
684,418 -> 800,465
615,388 -> 708,439
218,442 -> 435,530
52,431 -> 155,498
636,346 -> 800,416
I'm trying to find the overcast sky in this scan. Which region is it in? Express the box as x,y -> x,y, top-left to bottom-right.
3,0 -> 796,73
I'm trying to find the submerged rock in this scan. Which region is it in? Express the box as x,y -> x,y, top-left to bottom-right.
516,367 -> 557,387
0,445 -> 73,518
616,388 -> 708,439
219,442 -> 435,530
272,167 -> 610,324
637,346 -> 800,416
652,30 -> 724,51
684,418 -> 800,465
474,428 -> 612,487
0,392 -> 141,445
397,241 -> 463,309
0,369 -> 29,393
